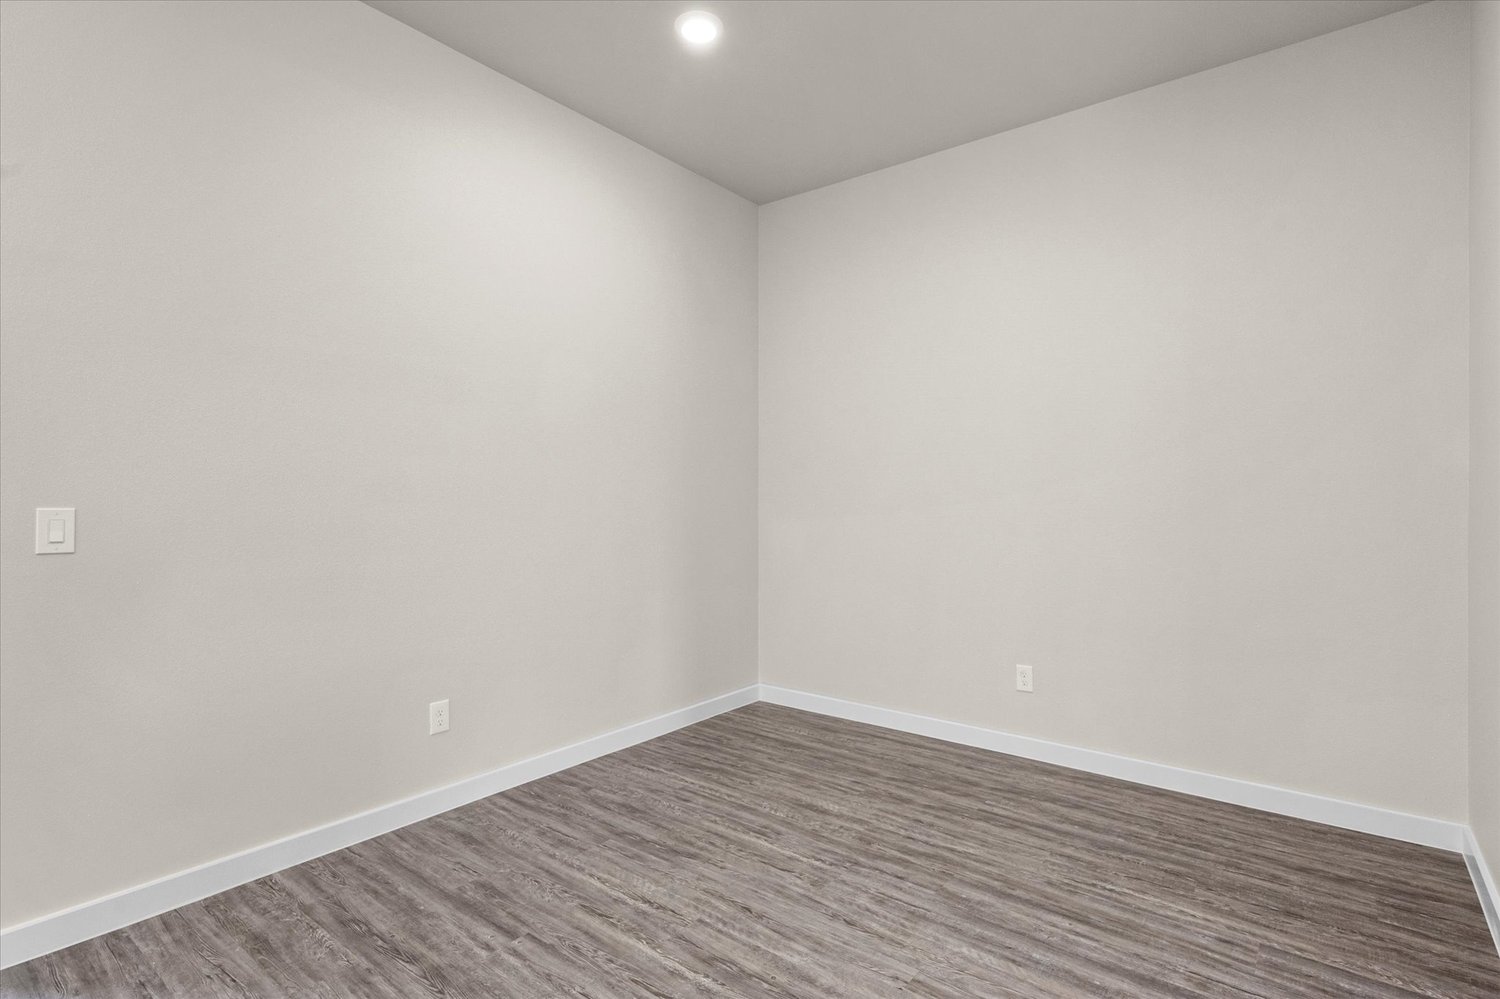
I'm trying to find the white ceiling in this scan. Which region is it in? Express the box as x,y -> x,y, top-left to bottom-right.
364,0 -> 1424,204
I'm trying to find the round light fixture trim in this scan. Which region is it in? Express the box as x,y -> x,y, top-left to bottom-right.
675,10 -> 722,46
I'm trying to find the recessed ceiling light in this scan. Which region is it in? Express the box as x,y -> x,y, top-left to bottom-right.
675,10 -> 722,47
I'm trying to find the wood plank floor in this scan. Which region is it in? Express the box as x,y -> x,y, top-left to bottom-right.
3,703 -> 1496,998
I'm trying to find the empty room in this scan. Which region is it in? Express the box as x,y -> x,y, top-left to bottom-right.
1,0 -> 1497,995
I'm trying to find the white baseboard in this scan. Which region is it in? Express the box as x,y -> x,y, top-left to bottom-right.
1463,827 -> 1500,957
0,684 -> 759,970
4,681 -> 1488,970
757,684 -> 1468,853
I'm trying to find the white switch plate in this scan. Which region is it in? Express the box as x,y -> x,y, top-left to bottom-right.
429,699 -> 450,735
1016,664 -> 1034,693
35,508 -> 75,554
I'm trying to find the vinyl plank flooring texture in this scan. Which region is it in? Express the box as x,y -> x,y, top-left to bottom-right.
3,703 -> 1496,998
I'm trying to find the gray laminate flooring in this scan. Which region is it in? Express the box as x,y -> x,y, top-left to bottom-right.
3,703 -> 1497,998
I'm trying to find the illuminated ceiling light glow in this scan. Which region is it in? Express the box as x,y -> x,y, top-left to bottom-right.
675,10 -> 722,47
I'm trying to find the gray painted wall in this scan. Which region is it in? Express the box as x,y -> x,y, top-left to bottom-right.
760,2 -> 1470,821
1471,0 -> 1500,881
0,0 -> 758,929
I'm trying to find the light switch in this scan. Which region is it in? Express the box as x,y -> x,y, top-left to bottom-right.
35,508 -> 75,554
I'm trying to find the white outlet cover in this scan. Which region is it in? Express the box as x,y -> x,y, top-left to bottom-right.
1016,664 -> 1034,692
429,699 -> 450,735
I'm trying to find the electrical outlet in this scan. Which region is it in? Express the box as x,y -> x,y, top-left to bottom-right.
1015,664 -> 1034,693
429,699 -> 450,735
